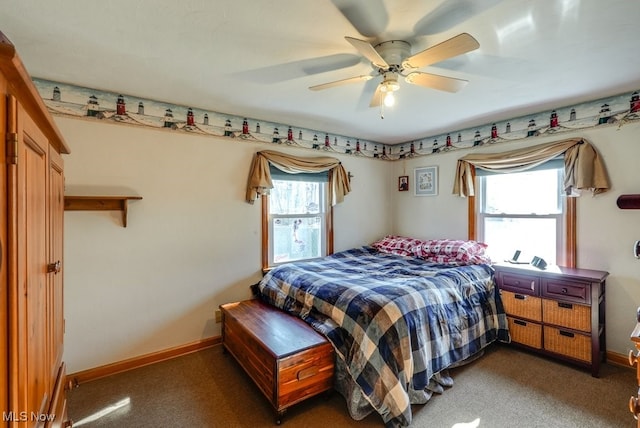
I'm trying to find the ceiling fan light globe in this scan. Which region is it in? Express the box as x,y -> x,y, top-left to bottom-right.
383,92 -> 396,107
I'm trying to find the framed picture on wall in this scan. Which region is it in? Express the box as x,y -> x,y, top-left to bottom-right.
398,175 -> 409,191
414,166 -> 438,196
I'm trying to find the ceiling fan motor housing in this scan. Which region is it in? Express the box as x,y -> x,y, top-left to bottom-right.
373,40 -> 411,70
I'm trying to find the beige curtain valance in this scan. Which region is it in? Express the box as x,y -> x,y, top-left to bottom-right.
452,138 -> 610,197
245,150 -> 351,205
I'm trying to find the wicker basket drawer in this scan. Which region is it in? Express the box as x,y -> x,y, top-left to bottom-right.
544,326 -> 591,362
501,290 -> 542,322
507,316 -> 542,349
542,299 -> 591,332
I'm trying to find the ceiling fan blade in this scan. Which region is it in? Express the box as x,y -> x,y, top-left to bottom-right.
403,33 -> 479,69
345,36 -> 389,68
331,0 -> 388,37
414,0 -> 502,36
405,71 -> 468,93
237,54 -> 362,84
369,83 -> 383,107
309,74 -> 373,91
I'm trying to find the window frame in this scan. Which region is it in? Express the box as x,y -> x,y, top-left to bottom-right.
261,182 -> 333,272
467,165 -> 576,267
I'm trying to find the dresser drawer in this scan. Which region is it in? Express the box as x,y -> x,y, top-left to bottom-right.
542,277 -> 590,304
501,290 -> 542,322
507,317 -> 542,349
542,299 -> 591,332
544,326 -> 591,362
497,272 -> 539,295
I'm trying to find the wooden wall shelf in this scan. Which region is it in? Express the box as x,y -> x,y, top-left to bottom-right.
617,194 -> 640,209
64,195 -> 142,227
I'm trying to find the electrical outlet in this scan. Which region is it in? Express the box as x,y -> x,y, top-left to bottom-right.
215,310 -> 222,323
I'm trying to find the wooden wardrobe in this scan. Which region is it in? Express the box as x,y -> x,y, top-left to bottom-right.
0,32 -> 71,427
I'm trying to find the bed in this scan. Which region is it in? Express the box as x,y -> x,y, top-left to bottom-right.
255,236 -> 510,427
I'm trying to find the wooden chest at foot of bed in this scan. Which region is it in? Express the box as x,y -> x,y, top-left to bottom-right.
220,299 -> 334,424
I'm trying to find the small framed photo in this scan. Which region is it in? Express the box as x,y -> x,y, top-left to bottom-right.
414,166 -> 438,196
398,175 -> 409,191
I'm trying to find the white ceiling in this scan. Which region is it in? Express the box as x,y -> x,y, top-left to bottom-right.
2,0 -> 639,144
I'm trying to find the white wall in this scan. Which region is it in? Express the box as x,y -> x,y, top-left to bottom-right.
392,121 -> 640,356
59,113 -> 640,371
58,117 -> 392,373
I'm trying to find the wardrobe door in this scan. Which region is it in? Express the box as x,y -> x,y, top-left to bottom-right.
9,95 -> 51,426
48,148 -> 64,380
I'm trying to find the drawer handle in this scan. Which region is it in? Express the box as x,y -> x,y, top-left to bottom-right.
559,330 -> 574,338
297,366 -> 319,381
514,294 -> 526,300
531,281 -> 535,291
514,319 -> 527,326
558,302 -> 573,309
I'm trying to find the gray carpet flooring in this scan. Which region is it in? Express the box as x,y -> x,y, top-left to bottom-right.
67,344 -> 637,427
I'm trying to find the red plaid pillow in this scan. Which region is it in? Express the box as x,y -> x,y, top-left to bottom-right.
371,235 -> 425,257
415,239 -> 492,265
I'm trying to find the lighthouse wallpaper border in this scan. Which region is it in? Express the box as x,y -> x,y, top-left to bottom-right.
33,78 -> 640,161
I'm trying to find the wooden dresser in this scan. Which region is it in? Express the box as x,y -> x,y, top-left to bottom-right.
0,32 -> 71,427
220,299 -> 334,424
494,263 -> 608,377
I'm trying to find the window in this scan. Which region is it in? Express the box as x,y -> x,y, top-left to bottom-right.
474,159 -> 574,266
262,168 -> 332,269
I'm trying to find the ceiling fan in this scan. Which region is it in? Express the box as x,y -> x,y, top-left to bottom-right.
309,33 -> 480,108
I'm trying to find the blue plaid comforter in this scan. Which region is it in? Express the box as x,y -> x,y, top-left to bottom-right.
257,246 -> 509,427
